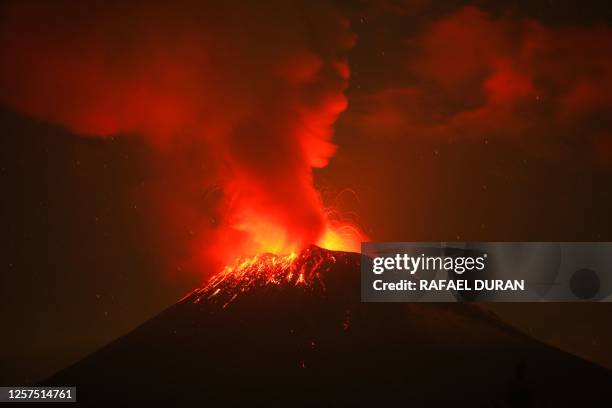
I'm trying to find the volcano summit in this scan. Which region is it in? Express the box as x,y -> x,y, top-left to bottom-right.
45,246 -> 611,405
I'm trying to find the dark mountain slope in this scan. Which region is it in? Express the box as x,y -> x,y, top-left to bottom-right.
45,246 -> 612,405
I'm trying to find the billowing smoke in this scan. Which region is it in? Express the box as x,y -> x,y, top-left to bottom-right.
0,0 -> 359,271
350,6 -> 612,165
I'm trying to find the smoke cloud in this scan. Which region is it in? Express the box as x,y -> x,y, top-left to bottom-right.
350,6 -> 612,164
0,0 -> 357,270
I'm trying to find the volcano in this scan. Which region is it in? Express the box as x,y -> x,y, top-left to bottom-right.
45,246 -> 611,405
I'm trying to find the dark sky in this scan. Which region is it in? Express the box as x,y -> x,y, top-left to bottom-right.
1,0 -> 612,383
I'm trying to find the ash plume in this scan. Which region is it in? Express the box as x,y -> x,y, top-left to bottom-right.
0,0 -> 358,271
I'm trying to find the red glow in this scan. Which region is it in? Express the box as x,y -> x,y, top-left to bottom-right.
0,1 -> 364,275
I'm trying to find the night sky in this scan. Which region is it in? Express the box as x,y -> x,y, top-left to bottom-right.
1,0 -> 612,384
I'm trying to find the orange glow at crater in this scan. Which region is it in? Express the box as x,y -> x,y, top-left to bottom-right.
206,208 -> 364,274
317,223 -> 363,253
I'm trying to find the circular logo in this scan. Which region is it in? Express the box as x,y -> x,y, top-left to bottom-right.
570,268 -> 600,300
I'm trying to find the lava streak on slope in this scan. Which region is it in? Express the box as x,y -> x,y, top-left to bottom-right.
183,245 -> 349,308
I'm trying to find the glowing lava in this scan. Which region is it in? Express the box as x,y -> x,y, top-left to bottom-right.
185,245 -> 350,308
